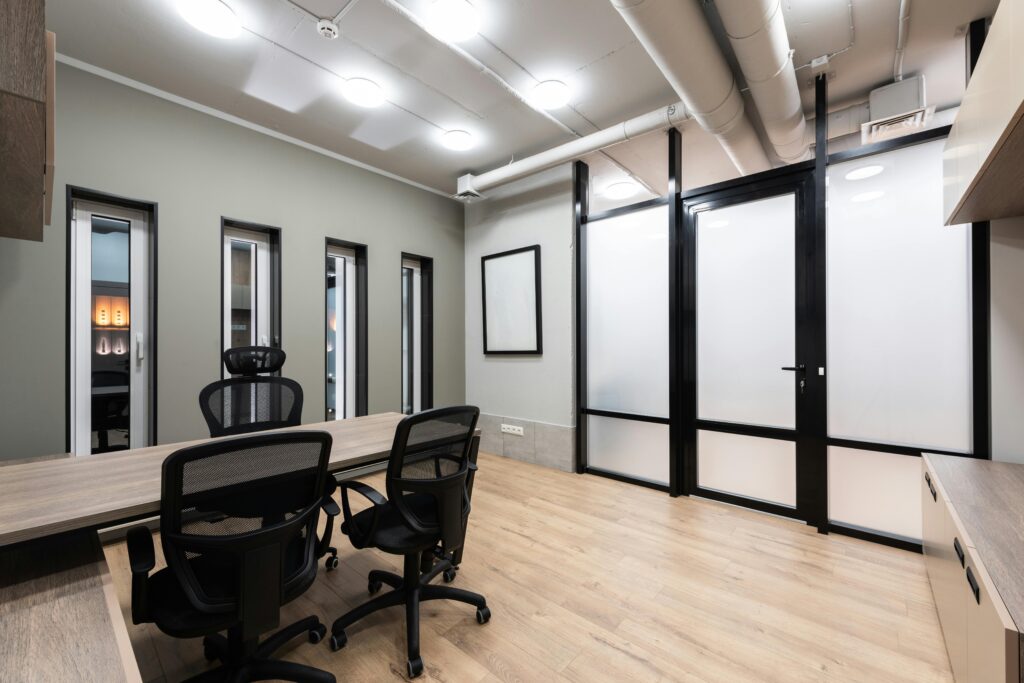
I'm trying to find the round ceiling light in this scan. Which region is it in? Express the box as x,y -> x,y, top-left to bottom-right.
530,80 -> 571,110
441,129 -> 475,151
177,0 -> 241,39
341,78 -> 386,108
845,164 -> 885,181
603,180 -> 640,200
425,0 -> 480,43
851,190 -> 885,203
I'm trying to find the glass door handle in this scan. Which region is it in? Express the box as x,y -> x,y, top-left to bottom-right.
780,365 -> 805,372
136,333 -> 144,361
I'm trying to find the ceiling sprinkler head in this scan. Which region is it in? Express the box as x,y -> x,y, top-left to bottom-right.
317,18 -> 339,40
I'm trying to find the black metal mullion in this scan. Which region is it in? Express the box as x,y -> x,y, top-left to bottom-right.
584,195 -> 671,223
696,419 -> 795,442
573,160 -> 589,474
668,127 -> 683,497
582,408 -> 671,425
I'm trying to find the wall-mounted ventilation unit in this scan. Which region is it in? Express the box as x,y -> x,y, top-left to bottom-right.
861,75 -> 932,143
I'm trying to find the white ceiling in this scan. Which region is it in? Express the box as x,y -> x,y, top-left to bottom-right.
47,0 -> 998,197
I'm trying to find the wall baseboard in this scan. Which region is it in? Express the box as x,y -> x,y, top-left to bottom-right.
477,413 -> 574,472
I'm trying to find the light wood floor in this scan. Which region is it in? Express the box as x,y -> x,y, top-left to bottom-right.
104,452 -> 953,682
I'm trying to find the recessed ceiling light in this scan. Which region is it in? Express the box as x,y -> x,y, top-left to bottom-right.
603,181 -> 639,200
530,80 -> 571,110
177,0 -> 241,39
441,130 -> 475,151
424,0 -> 480,43
341,78 -> 385,108
851,190 -> 885,203
845,164 -> 885,181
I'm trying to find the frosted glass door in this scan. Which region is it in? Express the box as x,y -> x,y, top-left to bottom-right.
693,192 -> 799,508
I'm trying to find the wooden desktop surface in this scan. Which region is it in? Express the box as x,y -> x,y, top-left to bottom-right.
0,530 -> 142,683
0,412 -> 406,548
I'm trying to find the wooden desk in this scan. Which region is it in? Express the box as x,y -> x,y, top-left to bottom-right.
0,412 -> 405,548
0,531 -> 142,683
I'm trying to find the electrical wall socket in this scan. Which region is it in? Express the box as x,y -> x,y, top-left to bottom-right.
501,423 -> 524,436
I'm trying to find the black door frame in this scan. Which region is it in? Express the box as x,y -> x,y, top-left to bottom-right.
679,163 -> 825,525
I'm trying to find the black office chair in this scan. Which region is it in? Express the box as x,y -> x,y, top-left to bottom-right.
199,346 -> 303,438
328,406 -> 490,678
199,346 -> 338,572
126,431 -> 339,683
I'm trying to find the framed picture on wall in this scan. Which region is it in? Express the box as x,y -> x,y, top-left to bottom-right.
481,245 -> 543,354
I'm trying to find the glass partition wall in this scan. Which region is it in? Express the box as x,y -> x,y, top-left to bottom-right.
575,119 -> 987,549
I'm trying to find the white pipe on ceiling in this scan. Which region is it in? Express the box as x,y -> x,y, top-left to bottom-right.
893,0 -> 912,81
609,0 -> 770,175
456,103 -> 688,197
715,0 -> 811,164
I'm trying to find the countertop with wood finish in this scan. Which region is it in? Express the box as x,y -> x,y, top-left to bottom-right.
0,530 -> 142,683
925,453 -> 1024,668
0,412 -> 406,547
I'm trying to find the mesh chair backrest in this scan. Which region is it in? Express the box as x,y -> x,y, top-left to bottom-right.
223,346 -> 287,376
198,376 -> 303,438
160,431 -> 331,633
386,406 -> 479,551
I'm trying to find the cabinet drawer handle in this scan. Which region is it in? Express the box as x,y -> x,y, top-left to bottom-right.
925,472 -> 937,501
966,566 -> 981,604
953,537 -> 965,567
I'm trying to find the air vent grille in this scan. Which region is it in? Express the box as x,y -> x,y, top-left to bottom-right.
860,106 -> 935,144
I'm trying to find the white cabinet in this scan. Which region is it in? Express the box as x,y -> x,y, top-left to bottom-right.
922,459 -> 1021,683
943,0 -> 1024,225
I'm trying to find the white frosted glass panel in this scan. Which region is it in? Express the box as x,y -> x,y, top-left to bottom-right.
697,194 -> 795,428
587,416 -> 669,485
587,205 -> 669,417
827,139 -> 972,452
697,430 -> 796,506
827,447 -> 922,541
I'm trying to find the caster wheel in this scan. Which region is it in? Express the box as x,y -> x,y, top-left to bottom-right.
407,657 -> 424,678
475,606 -> 491,624
329,632 -> 347,652
325,556 -> 339,571
443,568 -> 457,583
368,579 -> 383,595
308,624 -> 327,644
203,642 -> 219,663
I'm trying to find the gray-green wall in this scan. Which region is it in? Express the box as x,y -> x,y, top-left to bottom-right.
0,63 -> 465,460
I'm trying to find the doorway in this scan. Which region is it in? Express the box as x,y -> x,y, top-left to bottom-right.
69,197 -> 154,455
680,169 -> 826,524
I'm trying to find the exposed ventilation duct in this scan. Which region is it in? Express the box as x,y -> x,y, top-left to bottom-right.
609,0 -> 770,175
715,0 -> 810,164
893,0 -> 912,81
456,103 -> 688,198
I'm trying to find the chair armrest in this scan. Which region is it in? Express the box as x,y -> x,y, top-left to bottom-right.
337,480 -> 387,549
127,526 -> 155,574
125,526 -> 154,624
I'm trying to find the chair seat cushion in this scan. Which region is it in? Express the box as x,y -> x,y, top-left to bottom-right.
147,535 -> 315,638
344,493 -> 439,554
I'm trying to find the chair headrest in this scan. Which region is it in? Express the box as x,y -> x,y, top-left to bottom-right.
223,346 -> 286,376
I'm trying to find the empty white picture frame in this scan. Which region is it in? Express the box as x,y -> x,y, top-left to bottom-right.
481,245 -> 542,354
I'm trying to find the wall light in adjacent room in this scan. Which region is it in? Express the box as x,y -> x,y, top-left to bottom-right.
341,78 -> 386,108
177,0 -> 241,39
844,164 -> 885,181
425,0 -> 480,42
603,180 -> 640,200
441,129 -> 475,151
530,80 -> 571,110
851,190 -> 885,203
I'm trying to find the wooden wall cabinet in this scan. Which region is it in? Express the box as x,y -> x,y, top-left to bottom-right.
923,456 -> 1022,683
944,0 -> 1024,225
0,0 -> 54,242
